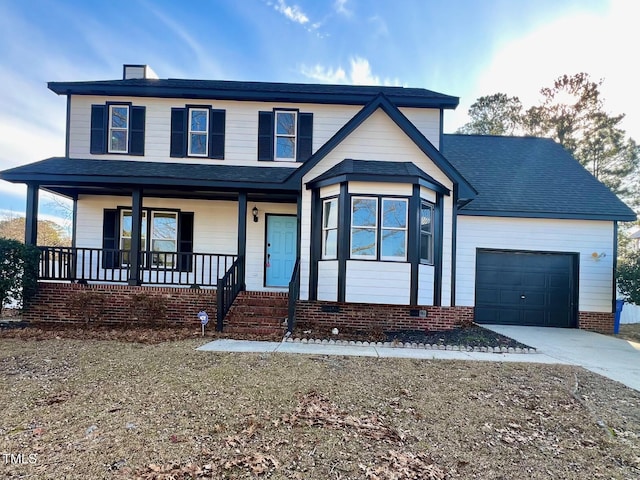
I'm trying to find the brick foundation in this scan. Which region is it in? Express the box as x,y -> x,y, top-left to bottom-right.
579,311 -> 615,334
23,282 -> 217,326
22,283 -> 615,335
294,300 -> 474,333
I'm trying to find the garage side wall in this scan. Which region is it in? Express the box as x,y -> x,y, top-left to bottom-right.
456,216 -> 615,313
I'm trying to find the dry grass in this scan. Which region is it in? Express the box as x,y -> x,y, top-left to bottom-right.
617,323 -> 640,344
1,337 -> 639,479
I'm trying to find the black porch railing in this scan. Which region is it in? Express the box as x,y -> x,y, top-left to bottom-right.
287,257 -> 301,333
38,246 -> 236,287
216,256 -> 244,332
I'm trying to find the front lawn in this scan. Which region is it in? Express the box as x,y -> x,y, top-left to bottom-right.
1,337 -> 639,479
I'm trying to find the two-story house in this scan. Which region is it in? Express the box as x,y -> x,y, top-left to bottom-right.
1,64 -> 635,334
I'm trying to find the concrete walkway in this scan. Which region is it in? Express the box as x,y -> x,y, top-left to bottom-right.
483,325 -> 640,392
197,326 -> 640,392
196,338 -> 565,364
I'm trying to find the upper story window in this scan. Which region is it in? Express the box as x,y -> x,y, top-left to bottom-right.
350,196 -> 408,261
188,108 -> 209,157
90,103 -> 145,156
322,198 -> 338,259
420,201 -> 434,265
275,110 -> 297,161
258,110 -> 313,162
108,105 -> 129,153
170,106 -> 225,159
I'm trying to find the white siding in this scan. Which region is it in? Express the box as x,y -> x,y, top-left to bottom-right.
76,195 -> 295,290
317,260 -> 339,301
348,181 -> 412,196
456,216 -> 615,312
69,95 -> 442,164
345,261 -> 411,304
420,187 -> 436,203
244,202 -> 297,291
418,264 -> 435,305
320,184 -> 340,198
299,108 -> 454,304
69,95 -> 366,165
399,107 -> 441,149
76,195 -> 238,253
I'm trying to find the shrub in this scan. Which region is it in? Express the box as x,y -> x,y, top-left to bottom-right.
0,238 -> 40,311
617,250 -> 640,305
128,293 -> 168,325
66,290 -> 106,325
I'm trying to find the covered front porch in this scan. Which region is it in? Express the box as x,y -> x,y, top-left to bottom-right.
2,158 -> 303,331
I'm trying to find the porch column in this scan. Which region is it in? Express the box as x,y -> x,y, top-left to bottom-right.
25,183 -> 39,245
128,187 -> 143,286
237,192 -> 247,289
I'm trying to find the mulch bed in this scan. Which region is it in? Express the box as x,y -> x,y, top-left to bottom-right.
0,321 -> 531,349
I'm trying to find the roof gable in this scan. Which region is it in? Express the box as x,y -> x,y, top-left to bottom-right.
288,94 -> 476,200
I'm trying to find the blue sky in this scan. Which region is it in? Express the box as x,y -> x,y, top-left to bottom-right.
0,0 -> 637,223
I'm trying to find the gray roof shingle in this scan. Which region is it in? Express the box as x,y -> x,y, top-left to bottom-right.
47,78 -> 459,108
441,134 -> 636,221
0,157 -> 296,188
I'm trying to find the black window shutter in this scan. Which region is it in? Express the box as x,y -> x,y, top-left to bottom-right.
257,111 -> 274,161
209,109 -> 225,159
178,212 -> 194,272
102,209 -> 119,269
170,108 -> 187,157
129,106 -> 146,156
297,112 -> 313,162
90,105 -> 106,154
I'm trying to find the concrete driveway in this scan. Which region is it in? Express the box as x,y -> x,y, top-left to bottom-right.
483,325 -> 640,392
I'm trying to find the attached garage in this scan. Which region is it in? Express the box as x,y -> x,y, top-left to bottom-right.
474,249 -> 578,328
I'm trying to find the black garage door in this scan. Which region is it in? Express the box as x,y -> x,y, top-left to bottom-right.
475,250 -> 577,328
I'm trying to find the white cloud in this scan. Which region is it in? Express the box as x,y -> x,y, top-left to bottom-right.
300,57 -> 401,86
447,0 -> 640,140
334,0 -> 352,17
273,0 -> 309,24
300,64 -> 347,83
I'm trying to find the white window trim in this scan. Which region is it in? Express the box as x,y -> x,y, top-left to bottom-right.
188,108 -> 209,157
420,201 -> 434,265
350,196 -> 378,260
322,198 -> 338,260
380,198 -> 408,262
120,210 -> 147,267
108,105 -> 129,154
119,209 -> 179,268
274,110 -> 297,162
150,211 -> 178,268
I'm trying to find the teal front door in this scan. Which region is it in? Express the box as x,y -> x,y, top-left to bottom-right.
265,215 -> 297,287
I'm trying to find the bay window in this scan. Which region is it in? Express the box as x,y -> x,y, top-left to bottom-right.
322,198 -> 338,259
381,198 -> 408,261
420,201 -> 434,264
350,197 -> 378,259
